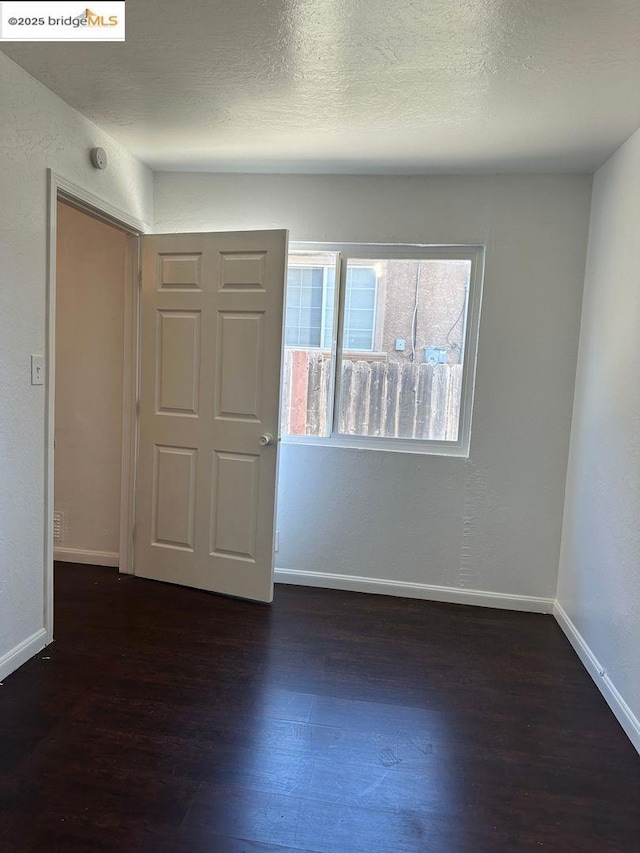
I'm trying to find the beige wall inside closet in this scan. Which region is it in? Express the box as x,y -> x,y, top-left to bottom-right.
55,201 -> 127,564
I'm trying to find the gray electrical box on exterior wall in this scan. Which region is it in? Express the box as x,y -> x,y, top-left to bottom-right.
424,346 -> 448,365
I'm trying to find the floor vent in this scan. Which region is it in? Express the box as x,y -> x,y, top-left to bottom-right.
53,511 -> 63,542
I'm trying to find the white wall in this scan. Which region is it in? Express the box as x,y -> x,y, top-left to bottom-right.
557,128 -> 640,749
155,172 -> 592,605
55,202 -> 127,562
0,51 -> 153,677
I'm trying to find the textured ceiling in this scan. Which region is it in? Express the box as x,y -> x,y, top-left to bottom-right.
3,0 -> 640,173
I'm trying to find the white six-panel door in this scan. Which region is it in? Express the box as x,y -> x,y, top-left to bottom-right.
134,230 -> 288,602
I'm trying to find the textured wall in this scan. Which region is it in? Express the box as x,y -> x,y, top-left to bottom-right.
155,172 -> 592,599
0,52 -> 152,666
557,128 -> 640,730
55,202 -> 127,558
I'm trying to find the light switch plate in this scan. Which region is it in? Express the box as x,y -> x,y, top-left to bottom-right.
31,355 -> 44,385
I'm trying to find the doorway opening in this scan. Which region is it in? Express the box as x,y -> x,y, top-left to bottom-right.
53,200 -> 136,571
45,172 -> 145,643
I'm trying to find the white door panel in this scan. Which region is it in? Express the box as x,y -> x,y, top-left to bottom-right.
134,230 -> 287,602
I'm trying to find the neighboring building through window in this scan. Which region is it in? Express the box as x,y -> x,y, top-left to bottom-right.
281,245 -> 483,455
284,265 -> 331,348
343,265 -> 377,351
285,263 -> 377,351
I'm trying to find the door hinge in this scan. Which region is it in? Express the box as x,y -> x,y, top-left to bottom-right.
138,268 -> 143,289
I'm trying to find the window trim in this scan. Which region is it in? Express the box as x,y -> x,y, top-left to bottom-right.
282,242 -> 485,457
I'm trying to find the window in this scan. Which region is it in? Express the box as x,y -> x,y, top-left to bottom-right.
343,266 -> 377,350
285,262 -> 377,351
285,265 -> 332,348
280,244 -> 483,455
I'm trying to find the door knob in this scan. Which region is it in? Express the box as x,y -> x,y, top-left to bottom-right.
259,433 -> 274,446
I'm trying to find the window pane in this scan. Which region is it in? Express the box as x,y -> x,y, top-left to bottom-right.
343,265 -> 376,351
338,258 -> 472,441
348,288 -> 376,310
345,330 -> 375,350
281,252 -> 337,437
284,266 -> 324,347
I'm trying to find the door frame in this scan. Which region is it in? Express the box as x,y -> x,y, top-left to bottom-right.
45,170 -> 150,643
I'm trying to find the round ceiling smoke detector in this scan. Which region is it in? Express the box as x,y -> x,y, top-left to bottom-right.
90,147 -> 108,170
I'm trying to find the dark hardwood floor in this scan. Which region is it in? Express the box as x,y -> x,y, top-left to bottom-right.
0,564 -> 638,852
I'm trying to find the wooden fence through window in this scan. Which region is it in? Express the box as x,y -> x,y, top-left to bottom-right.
281,349 -> 462,441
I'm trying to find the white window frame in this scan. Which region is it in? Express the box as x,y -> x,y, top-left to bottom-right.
283,242 -> 485,457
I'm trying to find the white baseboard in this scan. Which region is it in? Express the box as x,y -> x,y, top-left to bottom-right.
554,601 -> 640,755
54,547 -> 119,568
274,568 -> 554,613
0,628 -> 48,682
